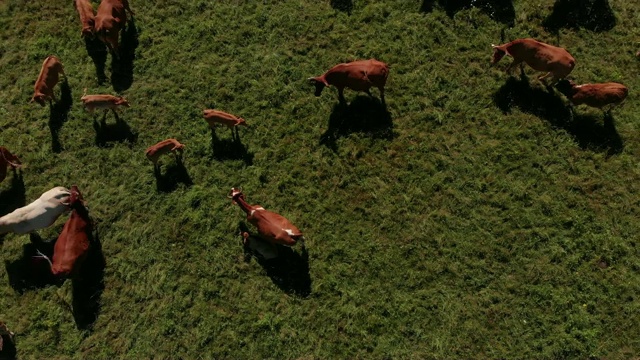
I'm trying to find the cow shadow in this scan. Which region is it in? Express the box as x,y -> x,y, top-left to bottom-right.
153,159 -> 193,193
210,129 -> 254,165
92,113 -> 138,148
330,0 -> 353,14
49,80 -> 73,153
0,332 -> 16,360
0,172 -> 25,218
85,37 -> 108,85
543,0 -> 615,33
71,230 -> 105,330
320,96 -> 394,151
4,234 -> 57,293
239,223 -> 311,298
111,18 -> 138,92
420,0 -> 515,26
0,174 -> 25,245
493,75 -> 624,155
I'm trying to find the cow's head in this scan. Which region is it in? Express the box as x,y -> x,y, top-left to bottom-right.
491,44 -> 507,65
30,94 -> 47,107
308,76 -> 329,96
554,79 -> 577,97
81,19 -> 95,38
116,97 -> 130,107
236,118 -> 248,127
69,185 -> 89,211
228,187 -> 244,203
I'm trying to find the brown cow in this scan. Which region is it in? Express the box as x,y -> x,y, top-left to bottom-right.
94,0 -> 134,57
0,322 -> 14,353
145,139 -> 185,167
555,80 -> 628,113
492,38 -> 575,84
203,109 -> 247,138
229,188 -> 305,248
51,185 -> 91,279
0,147 -> 22,184
308,59 -> 389,103
81,89 -> 130,115
74,0 -> 96,38
31,56 -> 66,106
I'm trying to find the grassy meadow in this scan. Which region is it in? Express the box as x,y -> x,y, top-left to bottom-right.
1,0 -> 640,358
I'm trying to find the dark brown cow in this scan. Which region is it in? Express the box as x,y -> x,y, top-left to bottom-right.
492,38 -> 575,84
145,139 -> 185,167
51,185 -> 91,279
229,188 -> 305,248
308,59 -> 389,103
556,80 -> 628,113
30,56 -> 66,106
0,322 -> 14,353
0,147 -> 21,184
74,0 -> 96,38
94,0 -> 134,57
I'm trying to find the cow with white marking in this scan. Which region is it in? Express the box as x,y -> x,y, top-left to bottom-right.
229,188 -> 305,249
0,187 -> 71,235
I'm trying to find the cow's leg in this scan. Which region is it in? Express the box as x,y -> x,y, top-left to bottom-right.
506,59 -> 523,74
338,88 -> 346,104
379,86 -> 385,104
538,72 -> 553,82
365,89 -> 373,97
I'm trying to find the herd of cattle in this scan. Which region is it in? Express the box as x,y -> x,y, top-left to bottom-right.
0,0 -> 632,352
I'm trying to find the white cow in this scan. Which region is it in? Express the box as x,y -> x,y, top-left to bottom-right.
0,187 -> 71,234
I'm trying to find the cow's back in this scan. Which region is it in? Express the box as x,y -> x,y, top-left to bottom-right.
363,59 -> 389,87
573,83 -> 628,107
35,56 -> 63,91
52,212 -> 91,276
508,39 -> 574,72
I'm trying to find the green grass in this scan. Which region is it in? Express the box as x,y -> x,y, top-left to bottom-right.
1,0 -> 640,358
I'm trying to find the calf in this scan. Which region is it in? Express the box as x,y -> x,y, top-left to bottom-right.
50,185 -> 91,279
308,59 -> 389,103
0,187 -> 71,235
229,188 -> 305,248
492,38 -> 575,84
31,56 -> 66,106
203,109 -> 247,138
74,0 -> 96,38
555,80 -> 628,113
0,322 -> 14,353
0,147 -> 22,184
145,139 -> 185,167
81,89 -> 130,116
94,0 -> 134,57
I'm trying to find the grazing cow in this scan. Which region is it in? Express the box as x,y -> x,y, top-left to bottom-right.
145,139 -> 185,167
308,59 -> 389,103
0,322 -> 14,353
0,147 -> 22,184
94,0 -> 134,57
203,109 -> 247,138
555,80 -> 628,113
74,0 -> 96,38
229,188 -> 305,248
81,89 -> 130,115
491,38 -> 575,84
0,187 -> 71,235
50,185 -> 91,279
30,56 -> 66,106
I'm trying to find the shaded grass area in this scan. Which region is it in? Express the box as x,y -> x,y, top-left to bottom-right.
0,0 -> 640,358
